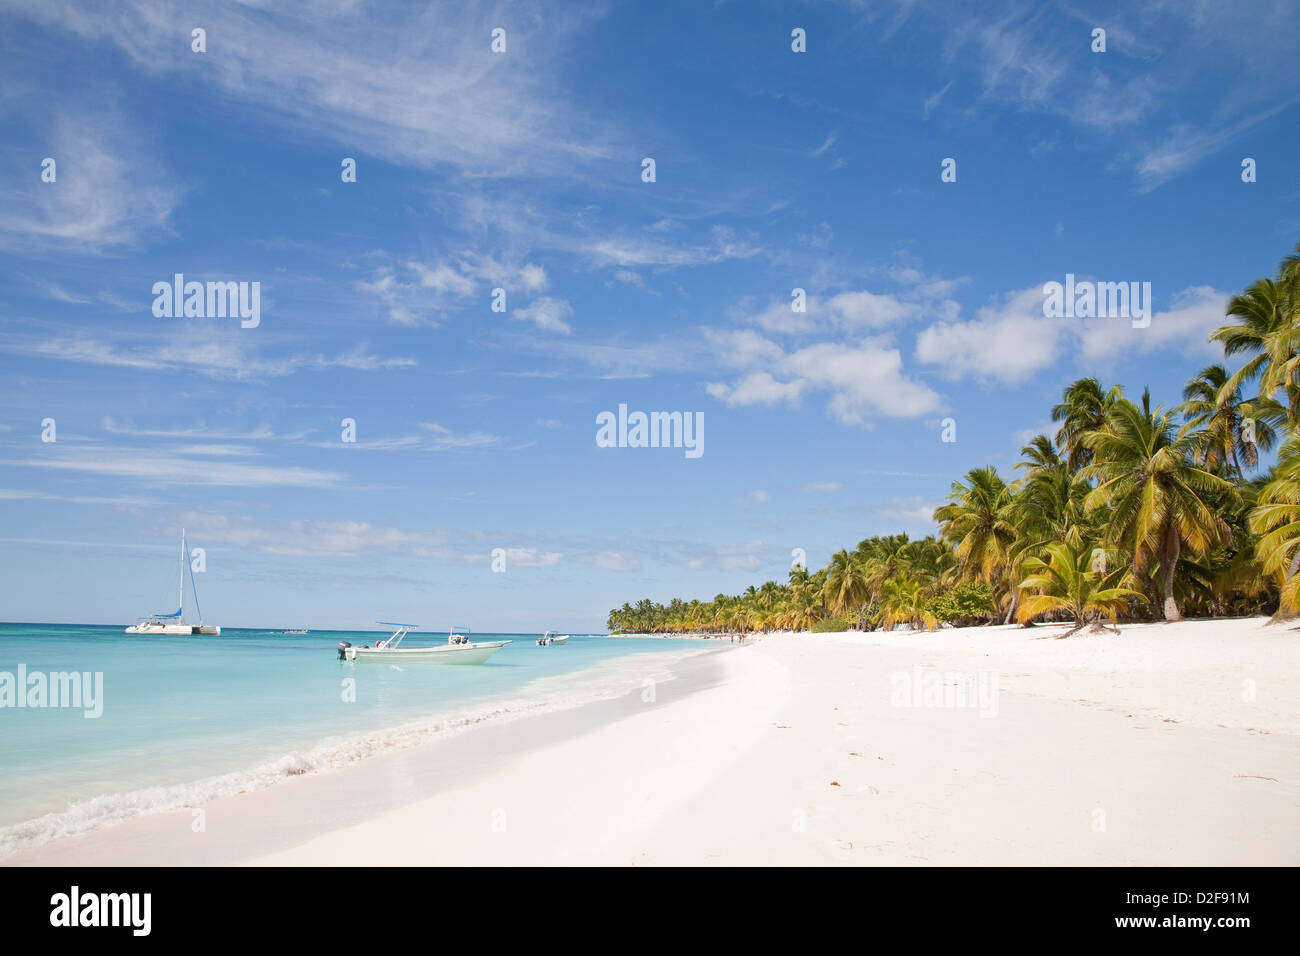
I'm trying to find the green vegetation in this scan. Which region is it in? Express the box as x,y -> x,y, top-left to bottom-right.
607,242 -> 1300,635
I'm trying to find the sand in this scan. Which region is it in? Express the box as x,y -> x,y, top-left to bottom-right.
8,617 -> 1299,866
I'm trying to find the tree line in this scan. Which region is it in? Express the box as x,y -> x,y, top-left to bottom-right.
608,242 -> 1300,636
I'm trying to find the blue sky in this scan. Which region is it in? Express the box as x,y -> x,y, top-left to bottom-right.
1,0 -> 1298,631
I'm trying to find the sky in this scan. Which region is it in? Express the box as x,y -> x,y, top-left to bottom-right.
1,0 -> 1298,631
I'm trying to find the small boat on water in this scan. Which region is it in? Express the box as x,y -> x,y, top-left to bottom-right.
338,624 -> 510,664
536,631 -> 570,646
125,529 -> 221,635
282,628 -> 309,635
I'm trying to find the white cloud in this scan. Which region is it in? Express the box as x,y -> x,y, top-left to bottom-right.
847,1 -> 1300,189
802,481 -> 843,493
100,419 -> 301,441
706,329 -> 785,368
415,422 -> 504,451
1077,285 -> 1225,362
916,286 -> 1063,385
358,255 -> 547,326
584,550 -> 641,572
740,289 -> 918,335
782,341 -> 943,423
583,225 -> 763,270
709,339 -> 942,425
174,444 -> 262,458
299,423 -> 503,452
0,110 -> 181,250
12,1 -> 612,179
915,283 -> 1230,384
685,542 -> 765,572
3,446 -> 344,489
513,297 -> 573,334
0,329 -> 415,382
707,372 -> 806,407
465,547 -> 562,568
177,513 -> 449,558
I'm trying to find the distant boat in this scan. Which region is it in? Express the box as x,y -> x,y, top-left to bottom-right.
536,631 -> 570,646
338,624 -> 509,664
282,628 -> 309,635
125,529 -> 220,635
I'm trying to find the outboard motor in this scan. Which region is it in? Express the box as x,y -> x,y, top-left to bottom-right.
337,641 -> 352,660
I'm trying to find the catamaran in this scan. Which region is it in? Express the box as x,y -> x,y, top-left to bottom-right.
337,624 -> 510,664
124,529 -> 221,635
536,631 -> 570,645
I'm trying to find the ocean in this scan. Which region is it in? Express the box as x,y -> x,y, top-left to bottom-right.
0,623 -> 709,855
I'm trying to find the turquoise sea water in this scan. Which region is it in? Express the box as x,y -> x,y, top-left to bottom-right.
0,623 -> 704,852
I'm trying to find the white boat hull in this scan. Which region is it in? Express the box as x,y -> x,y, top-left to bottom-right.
125,623 -> 221,635
344,640 -> 510,664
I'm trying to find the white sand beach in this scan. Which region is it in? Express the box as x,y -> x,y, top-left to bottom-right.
8,617 -> 1299,866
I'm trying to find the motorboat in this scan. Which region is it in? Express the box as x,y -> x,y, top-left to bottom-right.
338,624 -> 510,664
536,631 -> 571,645
125,529 -> 221,635
282,628 -> 309,635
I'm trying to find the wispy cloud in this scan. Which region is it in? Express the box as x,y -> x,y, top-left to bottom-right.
512,297 -> 573,334
0,328 -> 415,381
3,446 -> 346,488
357,255 -> 548,326
802,481 -> 843,493
100,419 -> 304,442
9,0 -> 615,179
299,421 -> 504,452
0,109 -> 181,250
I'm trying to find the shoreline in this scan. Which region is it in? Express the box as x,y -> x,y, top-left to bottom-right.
8,617 -> 1299,866
2,645 -> 734,866
0,642 -> 719,863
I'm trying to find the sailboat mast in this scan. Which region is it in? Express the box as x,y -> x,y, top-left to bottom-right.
189,533 -> 204,626
179,528 -> 186,620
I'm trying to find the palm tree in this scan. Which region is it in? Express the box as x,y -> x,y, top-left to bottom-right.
1248,436 -> 1300,616
1179,364 -> 1283,476
934,467 -> 1020,620
1051,378 -> 1122,471
934,467 -> 1017,582
822,549 -> 870,626
1081,394 -> 1235,621
1210,243 -> 1300,417
784,584 -> 823,631
872,575 -> 939,632
1017,541 -> 1146,635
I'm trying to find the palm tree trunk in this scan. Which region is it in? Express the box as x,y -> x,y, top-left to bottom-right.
1161,523 -> 1182,622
